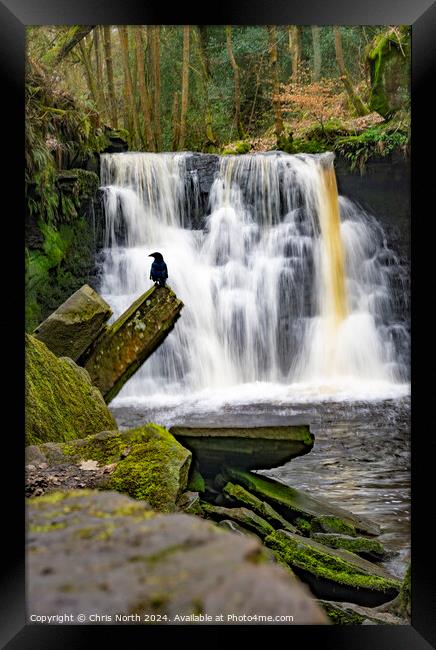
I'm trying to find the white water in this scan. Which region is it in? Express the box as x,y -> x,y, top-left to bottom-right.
99,151 -> 410,406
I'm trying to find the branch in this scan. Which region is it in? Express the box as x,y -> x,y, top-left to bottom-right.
41,26 -> 95,67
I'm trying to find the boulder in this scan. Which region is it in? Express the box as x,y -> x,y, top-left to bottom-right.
265,530 -> 400,607
319,600 -> 407,625
222,482 -> 296,533
311,533 -> 390,562
367,26 -> 410,119
32,284 -> 112,362
26,425 -> 191,513
169,425 -> 314,476
84,285 -> 183,403
27,490 -> 328,624
222,468 -> 380,536
201,502 -> 275,539
25,334 -> 117,446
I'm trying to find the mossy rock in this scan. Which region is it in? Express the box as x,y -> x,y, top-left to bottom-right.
379,563 -> 411,621
56,425 -> 191,513
201,502 -> 275,539
311,533 -> 390,562
221,140 -> 251,155
319,599 -> 406,625
223,482 -> 296,533
33,284 -> 112,362
25,334 -> 117,445
27,489 -> 328,623
368,26 -> 410,118
265,530 -> 400,607
311,515 -> 357,537
222,468 -> 380,536
187,467 -> 206,493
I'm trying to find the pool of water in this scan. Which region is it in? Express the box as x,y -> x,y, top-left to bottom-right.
111,395 -> 410,580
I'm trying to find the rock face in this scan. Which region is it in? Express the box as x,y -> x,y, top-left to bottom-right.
367,26 -> 410,119
27,490 -> 328,624
84,285 -> 183,403
265,530 -> 400,607
25,334 -> 117,446
26,425 -> 192,513
32,284 -> 112,361
221,468 -> 380,536
170,425 -> 314,476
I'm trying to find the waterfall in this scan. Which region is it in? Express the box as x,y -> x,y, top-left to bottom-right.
99,151 -> 410,404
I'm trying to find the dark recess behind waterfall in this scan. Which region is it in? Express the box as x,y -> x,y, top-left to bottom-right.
93,150 -> 410,326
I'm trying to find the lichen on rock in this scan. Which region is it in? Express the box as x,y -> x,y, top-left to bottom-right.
27,425 -> 192,513
25,334 -> 117,446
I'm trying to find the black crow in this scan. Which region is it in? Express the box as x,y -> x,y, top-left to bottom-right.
149,252 -> 168,287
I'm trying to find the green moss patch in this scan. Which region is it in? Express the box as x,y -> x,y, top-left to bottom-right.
62,425 -> 192,513
265,530 -> 400,605
25,334 -> 116,445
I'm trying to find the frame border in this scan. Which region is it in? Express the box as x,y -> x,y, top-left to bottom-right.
3,1 -> 435,646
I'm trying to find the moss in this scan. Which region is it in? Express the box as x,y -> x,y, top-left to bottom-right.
311,533 -> 387,559
187,468 -> 206,493
62,425 -> 191,513
265,531 -> 400,594
294,517 -> 312,536
25,334 -> 116,445
201,502 -> 275,539
221,140 -> 251,155
367,26 -> 410,118
312,516 -> 357,537
223,482 -> 296,532
321,601 -> 366,625
222,468 -> 371,534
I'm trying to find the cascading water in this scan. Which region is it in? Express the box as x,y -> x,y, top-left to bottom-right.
99,151 -> 410,405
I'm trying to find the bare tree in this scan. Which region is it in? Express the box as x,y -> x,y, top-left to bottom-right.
178,26 -> 191,150
333,26 -> 368,116
118,26 -> 143,147
103,26 -> 118,127
134,27 -> 155,150
226,26 -> 244,138
311,26 -> 322,81
288,26 -> 302,82
148,26 -> 162,150
93,27 -> 106,118
267,26 -> 284,141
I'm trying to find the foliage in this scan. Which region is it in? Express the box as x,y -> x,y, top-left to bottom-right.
334,121 -> 409,173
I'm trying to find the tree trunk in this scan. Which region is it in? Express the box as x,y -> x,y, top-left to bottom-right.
178,26 -> 190,151
268,26 -> 284,141
333,26 -> 368,116
226,26 -> 244,138
288,26 -> 301,82
118,26 -> 143,147
149,26 -> 162,151
93,27 -> 106,118
78,39 -> 99,107
196,27 -> 217,149
311,25 -> 322,81
103,26 -> 118,128
42,25 -> 95,67
172,91 -> 181,150
134,27 -> 155,151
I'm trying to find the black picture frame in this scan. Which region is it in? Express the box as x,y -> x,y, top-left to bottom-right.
3,0 -> 435,646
